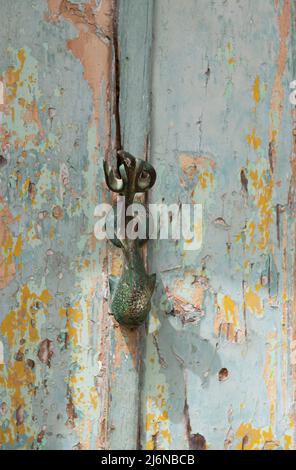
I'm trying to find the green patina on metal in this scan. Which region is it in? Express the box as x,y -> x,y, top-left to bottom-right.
104,150 -> 156,327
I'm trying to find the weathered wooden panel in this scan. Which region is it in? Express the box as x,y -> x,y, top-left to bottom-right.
0,0 -> 154,451
1,0 -> 296,452
0,0 -> 114,450
141,0 -> 296,450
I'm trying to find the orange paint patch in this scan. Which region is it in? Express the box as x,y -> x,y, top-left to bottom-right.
1,47 -> 46,155
269,0 -> 290,150
46,0 -> 113,150
0,199 -> 16,289
23,100 -> 45,140
110,251 -> 122,277
179,153 -> 215,181
174,270 -> 205,312
4,49 -> 26,104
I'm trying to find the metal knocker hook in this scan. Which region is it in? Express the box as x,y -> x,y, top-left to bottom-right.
103,150 -> 157,327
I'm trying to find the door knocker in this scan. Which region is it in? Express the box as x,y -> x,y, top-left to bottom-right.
103,150 -> 157,327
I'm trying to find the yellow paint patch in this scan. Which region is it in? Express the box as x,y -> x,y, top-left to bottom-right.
0,285 -> 51,445
198,171 -> 213,190
264,331 -> 277,428
248,168 -> 274,251
1,285 -> 51,347
223,295 -> 238,326
246,128 -> 261,150
13,234 -> 23,257
59,305 -> 83,347
236,423 -> 278,450
0,340 -> 3,365
225,41 -> 236,66
245,288 -> 263,317
183,220 -> 203,251
89,386 -> 98,410
145,383 -> 172,450
253,76 -> 260,104
214,294 -> 242,343
284,434 -> 292,450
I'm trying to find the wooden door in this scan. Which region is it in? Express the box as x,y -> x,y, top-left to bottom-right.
0,0 -> 295,451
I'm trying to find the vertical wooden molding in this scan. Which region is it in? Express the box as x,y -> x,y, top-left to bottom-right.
107,0 -> 154,450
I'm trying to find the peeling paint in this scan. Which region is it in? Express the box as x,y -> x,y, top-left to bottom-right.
0,0 -> 295,451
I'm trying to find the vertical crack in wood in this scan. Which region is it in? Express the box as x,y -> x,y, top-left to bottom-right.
112,0 -> 122,153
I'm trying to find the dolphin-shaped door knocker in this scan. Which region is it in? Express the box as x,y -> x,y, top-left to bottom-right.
103,150 -> 157,327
